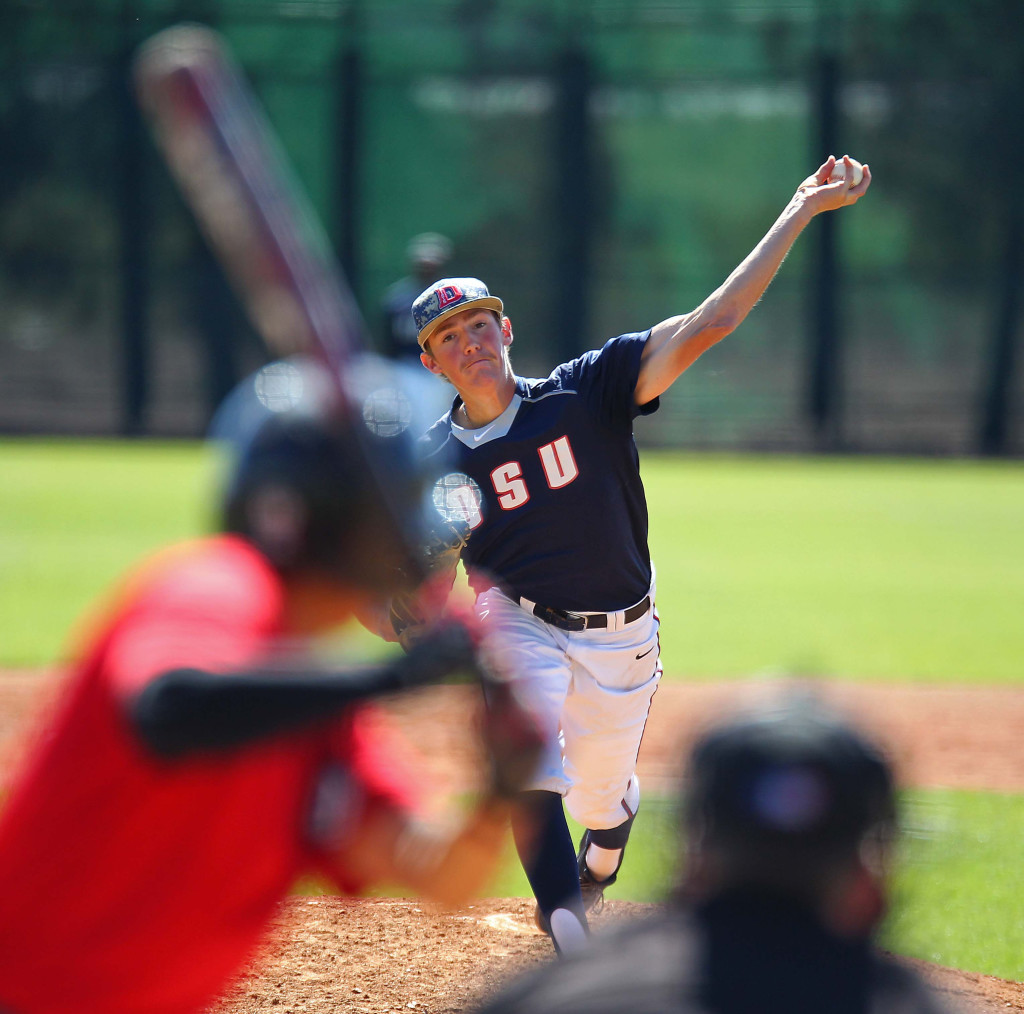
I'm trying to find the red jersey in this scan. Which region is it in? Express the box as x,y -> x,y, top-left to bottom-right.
0,536 -> 417,1014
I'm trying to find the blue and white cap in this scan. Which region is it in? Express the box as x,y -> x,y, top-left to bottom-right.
412,277 -> 504,349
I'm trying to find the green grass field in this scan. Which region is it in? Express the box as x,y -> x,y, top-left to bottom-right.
2,439 -> 1023,978
364,789 -> 1024,981
3,442 -> 1022,678
0,439 -> 218,666
645,452 -> 1024,683
882,789 -> 1024,979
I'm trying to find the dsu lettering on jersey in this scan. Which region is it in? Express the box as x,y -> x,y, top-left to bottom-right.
490,436 -> 579,514
423,332 -> 657,612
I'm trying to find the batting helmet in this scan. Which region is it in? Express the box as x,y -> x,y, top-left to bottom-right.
216,355 -> 443,594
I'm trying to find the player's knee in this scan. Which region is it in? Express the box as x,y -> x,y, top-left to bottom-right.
568,775 -> 641,833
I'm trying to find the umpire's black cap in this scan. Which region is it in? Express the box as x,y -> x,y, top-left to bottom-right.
684,691 -> 896,857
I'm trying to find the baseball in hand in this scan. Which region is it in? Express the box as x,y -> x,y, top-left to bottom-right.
828,156 -> 864,186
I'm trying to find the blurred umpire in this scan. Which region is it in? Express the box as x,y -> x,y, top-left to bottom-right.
0,356 -> 541,1014
477,691 -> 957,1014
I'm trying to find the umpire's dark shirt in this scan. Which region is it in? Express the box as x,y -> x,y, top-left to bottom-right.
476,890 -> 955,1014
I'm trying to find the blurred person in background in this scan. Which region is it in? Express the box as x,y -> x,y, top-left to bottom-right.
0,357 -> 541,1014
382,232 -> 454,362
475,689 -> 956,1014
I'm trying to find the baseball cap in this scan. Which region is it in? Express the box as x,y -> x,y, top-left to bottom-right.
412,277 -> 504,349
684,691 -> 896,855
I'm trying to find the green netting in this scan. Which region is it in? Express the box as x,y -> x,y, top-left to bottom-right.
0,0 -> 1020,452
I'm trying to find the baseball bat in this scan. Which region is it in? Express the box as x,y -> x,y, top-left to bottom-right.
133,24 -> 362,373
133,24 -> 446,577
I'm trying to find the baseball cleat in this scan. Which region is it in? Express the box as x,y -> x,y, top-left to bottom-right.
578,863 -> 615,916
577,831 -> 619,916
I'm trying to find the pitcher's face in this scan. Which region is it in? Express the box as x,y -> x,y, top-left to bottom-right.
421,308 -> 513,394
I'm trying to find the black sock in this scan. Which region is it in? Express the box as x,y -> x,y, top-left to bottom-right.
511,790 -> 587,926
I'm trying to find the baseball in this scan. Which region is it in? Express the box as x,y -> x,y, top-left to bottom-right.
828,157 -> 863,187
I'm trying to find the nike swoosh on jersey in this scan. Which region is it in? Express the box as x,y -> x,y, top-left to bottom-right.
450,394 -> 523,447
635,644 -> 656,660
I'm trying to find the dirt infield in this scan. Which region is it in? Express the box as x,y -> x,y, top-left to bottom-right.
3,670 -> 1023,1013
208,897 -> 1024,1014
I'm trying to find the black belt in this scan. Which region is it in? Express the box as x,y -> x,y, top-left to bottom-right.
518,595 -> 651,632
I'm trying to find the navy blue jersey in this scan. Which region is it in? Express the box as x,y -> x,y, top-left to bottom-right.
422,332 -> 660,612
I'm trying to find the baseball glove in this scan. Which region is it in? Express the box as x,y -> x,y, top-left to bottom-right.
389,516 -> 471,650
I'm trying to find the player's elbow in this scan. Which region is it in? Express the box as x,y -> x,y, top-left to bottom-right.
677,317 -> 733,365
130,670 -> 207,758
701,305 -> 744,344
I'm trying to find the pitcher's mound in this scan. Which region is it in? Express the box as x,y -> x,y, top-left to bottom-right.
210,896 -> 1024,1014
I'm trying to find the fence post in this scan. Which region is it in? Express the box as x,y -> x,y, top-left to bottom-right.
333,6 -> 365,308
804,45 -> 844,451
551,46 -> 593,362
977,202 -> 1021,456
115,3 -> 149,436
977,79 -> 1022,457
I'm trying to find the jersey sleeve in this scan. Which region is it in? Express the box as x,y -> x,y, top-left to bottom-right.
99,540 -> 284,702
562,331 -> 659,427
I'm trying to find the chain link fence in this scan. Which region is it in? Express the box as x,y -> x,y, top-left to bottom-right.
1,0 -> 1020,454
